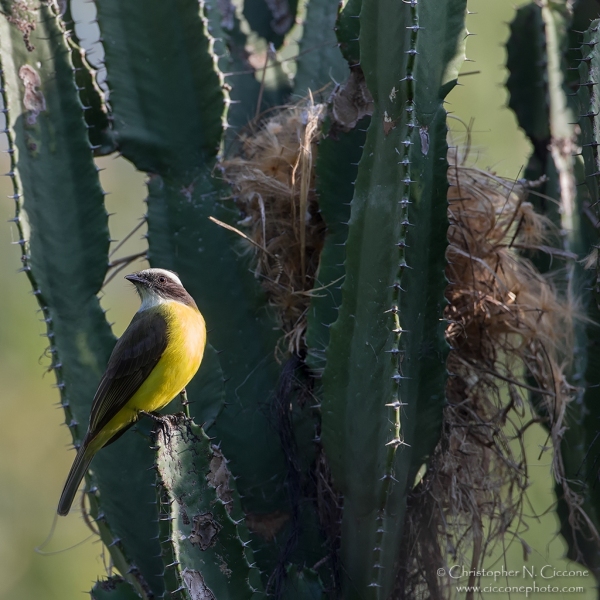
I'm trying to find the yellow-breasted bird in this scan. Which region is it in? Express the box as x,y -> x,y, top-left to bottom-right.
57,268 -> 206,516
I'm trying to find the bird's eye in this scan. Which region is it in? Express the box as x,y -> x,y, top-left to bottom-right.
158,276 -> 167,284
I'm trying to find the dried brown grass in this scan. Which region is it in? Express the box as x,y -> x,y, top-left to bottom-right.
398,149 -> 597,598
220,100 -> 326,359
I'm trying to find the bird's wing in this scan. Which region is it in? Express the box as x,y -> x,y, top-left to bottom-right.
87,308 -> 169,437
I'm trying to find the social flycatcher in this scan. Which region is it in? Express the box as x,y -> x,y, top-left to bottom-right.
57,268 -> 206,516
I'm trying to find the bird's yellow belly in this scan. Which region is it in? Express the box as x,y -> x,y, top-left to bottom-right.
98,302 -> 206,445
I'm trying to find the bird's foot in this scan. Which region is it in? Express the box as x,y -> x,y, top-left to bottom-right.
138,410 -> 166,424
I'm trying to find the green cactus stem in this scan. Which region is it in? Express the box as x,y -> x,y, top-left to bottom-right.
293,0 -> 349,98
305,119 -> 369,373
0,2 -> 163,593
60,2 -> 115,155
506,3 -> 549,180
507,2 -> 600,578
91,577 -> 141,600
154,415 -> 265,599
321,0 -> 466,597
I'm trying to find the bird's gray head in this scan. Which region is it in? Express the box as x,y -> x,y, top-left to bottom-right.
125,269 -> 196,310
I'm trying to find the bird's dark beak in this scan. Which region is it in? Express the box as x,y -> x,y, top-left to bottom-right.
125,273 -> 145,285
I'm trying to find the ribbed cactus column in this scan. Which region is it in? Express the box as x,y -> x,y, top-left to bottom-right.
573,18 -> 600,578
304,0 -> 371,372
321,0 -> 466,597
154,415 -> 265,599
293,0 -> 349,96
0,4 -> 161,596
91,578 -> 142,600
305,123 -> 369,372
506,2 -> 600,576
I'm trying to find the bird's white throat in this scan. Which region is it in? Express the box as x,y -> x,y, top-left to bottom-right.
138,289 -> 168,312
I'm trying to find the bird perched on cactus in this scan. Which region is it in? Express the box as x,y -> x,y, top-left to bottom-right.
58,268 -> 206,516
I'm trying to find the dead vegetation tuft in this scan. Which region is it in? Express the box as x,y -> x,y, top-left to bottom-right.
398,148 -> 598,598
220,101 -> 327,359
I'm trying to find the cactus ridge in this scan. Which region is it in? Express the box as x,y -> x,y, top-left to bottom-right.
203,0 -> 264,132
293,0 -> 349,98
321,0 -> 465,595
505,5 -> 600,578
506,2 -> 550,168
305,118 -> 369,373
0,3 -> 167,592
0,53 -> 73,433
95,0 -> 227,175
335,0 -> 361,66
1,0 -> 85,486
60,4 -> 115,155
386,0 -> 418,452
569,17 -> 600,578
154,415 -> 265,599
579,21 -> 600,294
87,485 -> 154,599
156,476 -> 186,599
90,576 -> 142,600
368,2 -> 421,588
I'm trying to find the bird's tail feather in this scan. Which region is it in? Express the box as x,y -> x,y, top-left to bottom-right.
57,443 -> 94,516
